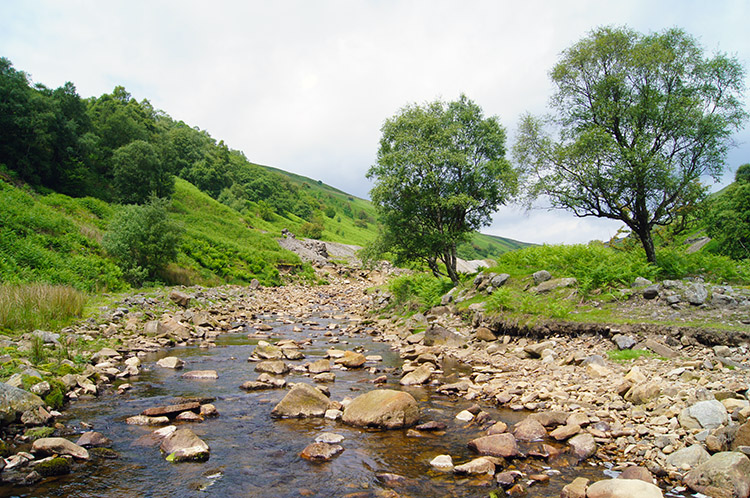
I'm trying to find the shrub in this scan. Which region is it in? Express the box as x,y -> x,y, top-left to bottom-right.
299,221 -> 324,239
102,198 -> 183,285
387,273 -> 454,311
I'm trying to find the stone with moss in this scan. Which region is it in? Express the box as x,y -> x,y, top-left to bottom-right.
34,456 -> 70,477
24,426 -> 55,441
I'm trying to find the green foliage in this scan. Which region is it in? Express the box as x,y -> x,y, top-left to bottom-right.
112,140 -> 174,203
299,220 -> 324,239
24,426 -> 55,441
387,273 -> 454,312
368,94 -> 518,283
606,349 -> 655,362
485,287 -> 574,319
102,198 -> 182,285
515,26 -> 748,263
705,165 -> 750,260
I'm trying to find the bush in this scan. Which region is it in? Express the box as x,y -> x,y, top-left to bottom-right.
102,198 -> 182,285
299,221 -> 324,239
387,273 -> 454,311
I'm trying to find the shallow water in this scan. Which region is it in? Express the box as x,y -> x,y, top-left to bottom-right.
1,314 -> 618,498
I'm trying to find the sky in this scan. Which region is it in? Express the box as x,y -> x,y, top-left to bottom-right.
2,0 -> 749,245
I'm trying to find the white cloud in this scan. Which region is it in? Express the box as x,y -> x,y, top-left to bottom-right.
1,0 -> 748,244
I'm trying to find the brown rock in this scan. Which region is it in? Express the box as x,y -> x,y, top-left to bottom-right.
181,370 -> 218,380
142,402 -> 200,418
468,433 -> 520,458
684,451 -> 750,498
342,389 -> 419,429
31,437 -> 89,460
159,428 -> 209,462
254,360 -> 289,375
568,433 -> 596,461
618,466 -> 654,484
530,410 -> 569,427
475,327 -> 496,341
586,479 -> 663,498
487,421 -> 508,435
550,423 -> 581,441
271,383 -> 332,418
307,359 -> 331,374
561,476 -> 588,498
300,442 -> 344,461
76,431 -> 112,448
168,290 -> 191,307
512,417 -> 547,441
335,350 -> 367,368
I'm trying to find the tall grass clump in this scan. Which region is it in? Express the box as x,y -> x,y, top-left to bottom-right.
0,284 -> 87,332
387,273 -> 454,312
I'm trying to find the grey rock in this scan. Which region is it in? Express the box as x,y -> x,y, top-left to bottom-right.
423,325 -> 466,347
160,428 -> 209,462
533,270 -> 551,285
642,285 -> 660,300
32,437 -> 89,460
666,444 -> 710,469
271,383 -> 332,418
468,433 -> 520,458
532,277 -> 577,294
0,382 -> 45,425
568,433 -> 597,460
679,400 -> 729,431
586,479 -> 663,498
685,283 -> 708,305
633,277 -> 653,288
612,334 -> 636,350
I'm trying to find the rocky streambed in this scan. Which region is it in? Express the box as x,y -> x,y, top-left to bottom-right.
0,267 -> 749,497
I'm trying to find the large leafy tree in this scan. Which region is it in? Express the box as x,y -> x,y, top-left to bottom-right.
514,26 -> 747,263
111,140 -> 174,204
367,94 -> 517,284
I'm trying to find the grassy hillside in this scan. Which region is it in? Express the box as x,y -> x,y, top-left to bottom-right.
0,177 -> 305,293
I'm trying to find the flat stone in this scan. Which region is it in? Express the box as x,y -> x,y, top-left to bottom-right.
126,415 -> 170,426
453,456 -> 497,475
32,437 -> 89,460
679,400 -> 729,430
666,443 -> 710,470
156,356 -> 185,369
342,389 -> 419,429
456,410 -> 475,422
400,364 -> 433,385
586,478 -> 663,498
142,402 -> 201,418
561,476 -> 588,498
430,454 -> 454,471
550,423 -> 581,441
618,466 -> 654,483
76,431 -> 112,448
271,383 -> 332,418
468,433 -> 519,458
300,442 -> 344,461
335,351 -> 366,368
307,359 -> 331,374
181,370 -> 218,380
254,360 -> 289,375
644,339 -> 678,359
314,433 -> 344,444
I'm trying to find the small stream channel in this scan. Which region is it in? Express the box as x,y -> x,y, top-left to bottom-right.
1,312 -> 619,498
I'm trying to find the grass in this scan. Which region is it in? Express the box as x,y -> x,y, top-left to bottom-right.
606,349 -> 656,362
484,286 -> 575,320
0,283 -> 87,333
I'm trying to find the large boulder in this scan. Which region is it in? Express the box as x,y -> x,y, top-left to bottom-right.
666,444 -> 710,470
31,437 -> 89,460
271,383 -> 332,418
342,389 -> 419,429
0,382 -> 45,424
160,428 -> 210,462
684,451 -> 750,498
586,478 -> 663,498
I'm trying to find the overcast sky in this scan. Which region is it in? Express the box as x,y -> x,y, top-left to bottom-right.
2,0 -> 748,244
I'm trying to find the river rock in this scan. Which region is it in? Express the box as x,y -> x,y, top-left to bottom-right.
430,454 -> 454,471
342,389 -> 419,429
307,359 -> 331,374
561,477 -> 588,498
618,466 -> 654,483
142,402 -> 201,418
684,451 -> 750,498
0,382 -> 45,424
335,350 -> 366,368
550,423 -> 581,441
255,360 -> 289,375
475,327 -> 496,341
21,406 -> 53,426
512,417 -> 547,441
168,289 -> 191,307
568,433 -> 597,460
679,400 -> 728,430
271,383 -> 332,418
253,343 -> 283,360
732,421 -> 750,450
625,382 -> 662,405
400,364 -> 433,385
300,442 -> 344,461
76,431 -> 112,448
181,370 -> 218,380
315,432 -> 344,444
666,443 -> 710,470
487,421 -> 508,435
586,478 -> 663,498
157,356 -> 184,369
200,404 -> 219,418
423,324 -> 466,347
32,437 -> 89,460
531,411 -> 569,427
160,428 -> 210,462
467,433 -> 520,458
453,456 -> 497,475
126,415 -> 171,426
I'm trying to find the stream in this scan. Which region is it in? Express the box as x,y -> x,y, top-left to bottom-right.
1,311 -> 617,498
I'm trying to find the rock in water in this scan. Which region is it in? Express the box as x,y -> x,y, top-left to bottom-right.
400,364 -> 433,386
0,382 -> 45,424
181,370 -> 218,380
76,431 -> 112,448
342,389 -> 419,429
156,357 -> 184,369
31,437 -> 89,460
586,478 -> 663,498
300,442 -> 344,461
335,351 -> 366,368
160,428 -> 210,462
684,451 -> 750,498
271,383 -> 332,418
568,433 -> 597,461
467,434 -> 520,458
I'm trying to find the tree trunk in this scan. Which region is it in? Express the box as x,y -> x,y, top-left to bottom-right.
635,227 -> 657,264
442,247 -> 460,285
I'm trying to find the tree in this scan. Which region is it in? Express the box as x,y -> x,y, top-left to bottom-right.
102,198 -> 182,285
111,140 -> 174,203
367,94 -> 517,284
705,164 -> 750,260
514,26 -> 747,263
